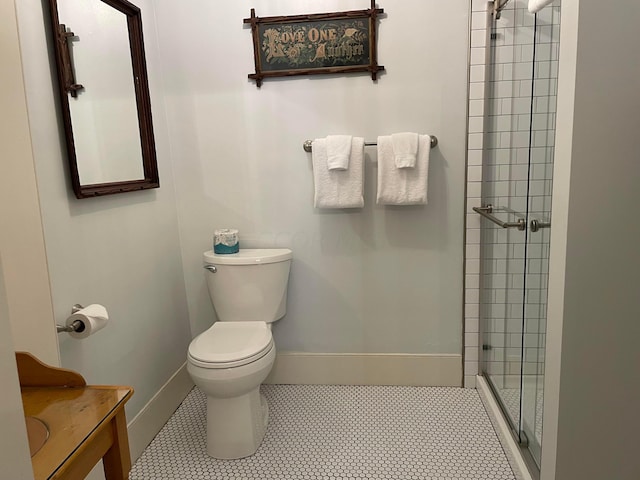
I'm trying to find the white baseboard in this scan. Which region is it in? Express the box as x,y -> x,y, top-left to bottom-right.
476,375 -> 533,480
264,352 -> 462,386
127,363 -> 194,462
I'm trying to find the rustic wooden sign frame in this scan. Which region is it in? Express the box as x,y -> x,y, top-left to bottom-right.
244,1 -> 384,87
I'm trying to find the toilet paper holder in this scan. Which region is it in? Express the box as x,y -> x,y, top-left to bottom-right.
56,304 -> 87,334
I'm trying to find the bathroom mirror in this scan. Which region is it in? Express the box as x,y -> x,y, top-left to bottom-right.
48,0 -> 159,198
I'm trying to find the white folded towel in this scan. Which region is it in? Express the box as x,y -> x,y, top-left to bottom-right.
528,0 -> 554,13
377,134 -> 431,205
391,132 -> 419,168
312,137 -> 364,208
326,135 -> 353,170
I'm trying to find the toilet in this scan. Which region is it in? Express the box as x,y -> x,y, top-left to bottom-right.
187,248 -> 292,459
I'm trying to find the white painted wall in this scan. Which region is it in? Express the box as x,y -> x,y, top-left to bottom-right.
15,0 -> 192,419
0,259 -> 33,479
0,0 -> 59,367
155,0 -> 469,358
542,0 -> 640,478
0,2 -> 43,476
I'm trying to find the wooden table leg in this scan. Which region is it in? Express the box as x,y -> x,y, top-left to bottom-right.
102,409 -> 131,480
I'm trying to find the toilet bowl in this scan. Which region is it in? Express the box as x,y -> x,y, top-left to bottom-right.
187,249 -> 292,459
188,322 -> 276,459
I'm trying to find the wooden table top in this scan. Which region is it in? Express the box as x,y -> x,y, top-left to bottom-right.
21,386 -> 132,480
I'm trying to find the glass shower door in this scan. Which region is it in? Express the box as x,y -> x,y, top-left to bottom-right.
480,0 -> 536,444
519,3 -> 560,465
479,0 -> 560,472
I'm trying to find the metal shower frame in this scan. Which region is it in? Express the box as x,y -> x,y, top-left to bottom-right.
493,0 -> 511,19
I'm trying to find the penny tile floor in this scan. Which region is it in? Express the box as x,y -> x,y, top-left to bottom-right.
129,385 -> 515,479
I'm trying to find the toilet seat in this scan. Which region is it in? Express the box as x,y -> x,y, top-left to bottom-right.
188,322 -> 274,369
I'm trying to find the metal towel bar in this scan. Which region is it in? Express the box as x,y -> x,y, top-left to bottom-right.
303,135 -> 438,153
473,205 -> 526,231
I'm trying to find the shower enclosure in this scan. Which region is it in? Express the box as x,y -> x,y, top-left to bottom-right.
478,0 -> 560,473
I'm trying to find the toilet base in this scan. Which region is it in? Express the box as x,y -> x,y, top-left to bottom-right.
206,388 -> 269,459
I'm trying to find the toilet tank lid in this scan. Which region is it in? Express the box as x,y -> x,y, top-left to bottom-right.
203,248 -> 292,265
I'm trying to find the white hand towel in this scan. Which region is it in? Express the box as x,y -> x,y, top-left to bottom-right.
391,132 -> 419,168
377,134 -> 431,205
326,135 -> 353,170
528,0 -> 554,13
312,137 -> 364,208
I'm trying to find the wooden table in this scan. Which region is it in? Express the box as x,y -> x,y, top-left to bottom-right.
17,352 -> 134,480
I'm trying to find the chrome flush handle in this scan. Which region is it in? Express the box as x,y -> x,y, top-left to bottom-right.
204,265 -> 217,273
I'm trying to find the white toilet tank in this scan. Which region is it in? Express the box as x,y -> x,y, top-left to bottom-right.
203,248 -> 292,323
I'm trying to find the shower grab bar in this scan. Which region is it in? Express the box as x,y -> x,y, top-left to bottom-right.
302,135 -> 438,153
473,205 -> 526,231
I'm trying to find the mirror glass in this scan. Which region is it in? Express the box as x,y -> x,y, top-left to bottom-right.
48,0 -> 159,198
59,0 -> 144,184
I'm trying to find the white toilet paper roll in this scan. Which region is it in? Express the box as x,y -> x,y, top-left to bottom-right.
65,304 -> 109,339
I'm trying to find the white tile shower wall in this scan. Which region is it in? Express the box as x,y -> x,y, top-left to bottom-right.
465,0 -> 560,387
465,0 -> 492,388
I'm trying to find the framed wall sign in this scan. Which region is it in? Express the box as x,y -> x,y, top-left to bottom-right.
244,1 -> 384,87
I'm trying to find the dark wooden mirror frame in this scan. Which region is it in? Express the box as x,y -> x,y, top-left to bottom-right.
48,0 -> 159,199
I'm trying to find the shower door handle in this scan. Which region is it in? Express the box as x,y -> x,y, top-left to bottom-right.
473,205 -> 526,231
530,219 -> 551,232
